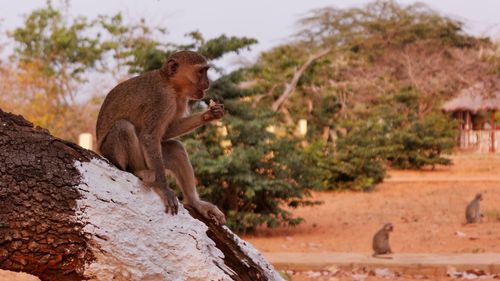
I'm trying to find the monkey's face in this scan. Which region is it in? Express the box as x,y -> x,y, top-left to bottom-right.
174,63 -> 210,100
383,223 -> 394,232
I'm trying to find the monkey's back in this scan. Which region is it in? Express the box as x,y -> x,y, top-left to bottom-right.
372,230 -> 389,254
465,200 -> 479,223
96,70 -> 164,150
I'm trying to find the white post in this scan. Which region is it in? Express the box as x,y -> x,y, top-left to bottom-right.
298,119 -> 307,136
79,133 -> 93,150
266,125 -> 276,134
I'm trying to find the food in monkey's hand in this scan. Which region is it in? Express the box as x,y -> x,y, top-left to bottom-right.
203,99 -> 224,121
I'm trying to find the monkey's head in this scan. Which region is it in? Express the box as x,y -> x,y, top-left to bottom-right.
383,223 -> 394,233
475,193 -> 483,201
161,51 -> 210,100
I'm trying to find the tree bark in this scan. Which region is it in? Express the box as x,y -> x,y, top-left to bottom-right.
0,109 -> 282,281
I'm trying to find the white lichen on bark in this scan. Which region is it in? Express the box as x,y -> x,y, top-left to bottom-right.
74,159 -> 232,281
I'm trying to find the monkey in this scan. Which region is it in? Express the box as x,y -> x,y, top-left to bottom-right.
465,193 -> 482,224
96,50 -> 226,224
372,223 -> 393,258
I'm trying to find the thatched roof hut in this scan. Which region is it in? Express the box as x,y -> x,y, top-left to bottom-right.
442,78 -> 500,113
442,77 -> 500,153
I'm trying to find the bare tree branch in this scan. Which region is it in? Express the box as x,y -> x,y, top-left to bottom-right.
272,48 -> 331,112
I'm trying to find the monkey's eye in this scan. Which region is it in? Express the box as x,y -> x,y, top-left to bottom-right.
198,67 -> 208,75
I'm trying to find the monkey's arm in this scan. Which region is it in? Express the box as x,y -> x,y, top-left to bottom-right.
163,113 -> 205,140
141,108 -> 179,214
163,103 -> 224,140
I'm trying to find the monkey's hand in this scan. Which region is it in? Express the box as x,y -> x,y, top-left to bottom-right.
202,102 -> 224,121
189,200 -> 226,225
152,181 -> 179,215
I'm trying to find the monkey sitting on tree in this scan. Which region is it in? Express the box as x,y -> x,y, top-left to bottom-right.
96,51 -> 226,224
372,223 -> 394,258
465,193 -> 483,224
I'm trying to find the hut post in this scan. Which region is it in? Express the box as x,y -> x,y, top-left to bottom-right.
491,110 -> 496,153
465,111 -> 471,148
458,110 -> 465,148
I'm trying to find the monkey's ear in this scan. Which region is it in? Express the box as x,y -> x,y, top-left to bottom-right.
161,58 -> 179,77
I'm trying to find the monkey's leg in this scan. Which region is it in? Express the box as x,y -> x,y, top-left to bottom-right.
100,120 -> 147,173
161,140 -> 226,224
102,120 -> 179,214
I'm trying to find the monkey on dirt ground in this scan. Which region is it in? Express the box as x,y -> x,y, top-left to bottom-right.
96,50 -> 226,224
372,223 -> 394,259
465,193 -> 483,224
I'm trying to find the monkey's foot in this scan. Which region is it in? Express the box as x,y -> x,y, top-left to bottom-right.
189,200 -> 226,225
136,169 -> 156,183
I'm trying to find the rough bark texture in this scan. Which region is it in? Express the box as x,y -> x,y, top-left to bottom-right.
0,109 -> 281,281
188,207 -> 270,281
0,110 -> 96,281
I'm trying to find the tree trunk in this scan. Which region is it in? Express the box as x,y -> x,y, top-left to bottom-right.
0,109 -> 283,281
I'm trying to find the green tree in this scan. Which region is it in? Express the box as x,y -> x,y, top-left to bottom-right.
376,91 -> 457,169
188,71 -> 321,232
241,0 -> 484,191
7,1 -> 111,139
10,1 -> 107,99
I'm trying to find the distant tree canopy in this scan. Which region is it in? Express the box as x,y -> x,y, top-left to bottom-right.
243,0 -> 497,189
248,0 -> 493,118
297,0 -> 480,50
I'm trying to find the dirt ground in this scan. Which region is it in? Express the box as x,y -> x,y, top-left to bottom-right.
280,269 -> 500,281
243,153 -> 500,280
284,272 -> 499,281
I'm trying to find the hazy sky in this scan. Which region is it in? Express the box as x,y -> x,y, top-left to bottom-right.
2,0 -> 500,68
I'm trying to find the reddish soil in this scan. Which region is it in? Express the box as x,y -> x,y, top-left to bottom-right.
286,272 -> 498,281
243,153 -> 500,280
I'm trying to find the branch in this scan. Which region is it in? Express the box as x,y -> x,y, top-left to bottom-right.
271,48 -> 331,112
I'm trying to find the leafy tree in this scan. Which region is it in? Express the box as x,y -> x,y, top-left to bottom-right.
97,13 -> 171,75
114,29 -> 257,74
0,61 -> 101,140
241,0 -> 485,188
362,90 -> 457,169
297,0 -> 480,52
10,1 -> 107,99
187,71 -> 321,232
6,1 -> 114,140
380,92 -> 457,169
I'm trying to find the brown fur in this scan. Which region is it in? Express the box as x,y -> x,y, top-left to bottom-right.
372,223 -> 393,258
465,193 -> 482,224
96,51 -> 225,224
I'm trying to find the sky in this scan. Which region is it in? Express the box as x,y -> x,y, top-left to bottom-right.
2,0 -> 500,70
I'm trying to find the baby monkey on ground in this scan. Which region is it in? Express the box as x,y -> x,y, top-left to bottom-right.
465,193 -> 483,224
372,223 -> 394,258
96,50 -> 225,224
